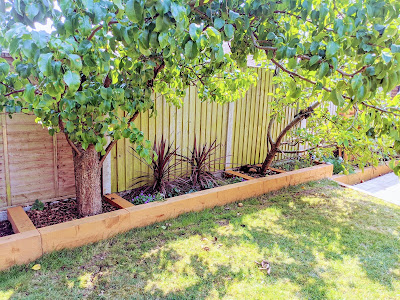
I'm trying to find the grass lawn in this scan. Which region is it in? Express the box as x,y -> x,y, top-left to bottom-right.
1,179 -> 400,299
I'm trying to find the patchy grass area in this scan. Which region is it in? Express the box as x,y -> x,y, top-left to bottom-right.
1,180 -> 400,299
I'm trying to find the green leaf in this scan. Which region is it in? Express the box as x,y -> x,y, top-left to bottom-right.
330,88 -> 344,106
184,40 -> 198,60
0,61 -> 10,79
309,55 -> 320,66
38,53 -> 53,76
155,0 -> 170,14
63,71 -> 81,93
189,23 -> 202,41
224,24 -> 234,39
391,44 -> 400,53
126,0 -> 143,23
286,47 -> 296,58
318,62 -> 329,79
364,53 -> 374,65
67,54 -> 82,71
158,32 -> 169,48
95,142 -> 103,152
214,18 -> 225,30
25,3 -> 40,21
206,27 -> 221,45
229,10 -> 240,21
66,121 -> 75,133
23,84 -> 35,103
326,41 -> 339,59
382,51 -> 392,64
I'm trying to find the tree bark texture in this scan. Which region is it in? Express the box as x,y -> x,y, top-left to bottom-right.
72,144 -> 102,216
260,102 -> 320,175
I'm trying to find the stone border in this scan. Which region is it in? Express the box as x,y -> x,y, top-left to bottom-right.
0,164 -> 333,271
332,163 -> 393,185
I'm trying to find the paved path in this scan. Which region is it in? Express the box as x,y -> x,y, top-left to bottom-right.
354,172 -> 400,206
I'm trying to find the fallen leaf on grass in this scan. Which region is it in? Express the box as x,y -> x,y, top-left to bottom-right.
31,264 -> 41,271
255,260 -> 271,275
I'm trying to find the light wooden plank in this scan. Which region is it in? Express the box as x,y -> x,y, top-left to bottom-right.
221,102 -> 229,169
2,114 -> 11,206
116,111 -> 126,192
253,68 -> 263,164
188,86 -> 196,157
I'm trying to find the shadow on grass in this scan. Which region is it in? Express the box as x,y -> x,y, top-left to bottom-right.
1,180 -> 400,299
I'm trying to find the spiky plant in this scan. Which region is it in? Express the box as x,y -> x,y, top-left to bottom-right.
131,137 -> 187,195
180,138 -> 225,190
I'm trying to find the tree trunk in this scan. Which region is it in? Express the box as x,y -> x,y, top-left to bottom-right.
72,144 -> 102,217
260,147 -> 278,175
259,102 -> 320,175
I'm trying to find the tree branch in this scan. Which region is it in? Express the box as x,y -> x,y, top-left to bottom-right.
297,55 -> 368,78
99,111 -> 140,166
267,116 -> 275,148
270,58 -> 353,100
251,32 -> 277,52
361,101 -> 400,117
88,20 -> 118,41
277,143 -> 336,154
4,89 -> 25,97
59,117 -> 82,156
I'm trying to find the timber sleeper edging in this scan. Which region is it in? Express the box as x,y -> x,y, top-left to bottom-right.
332,163 -> 393,185
0,164 -> 333,271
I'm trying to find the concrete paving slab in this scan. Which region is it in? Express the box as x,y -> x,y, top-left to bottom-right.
354,172 -> 400,206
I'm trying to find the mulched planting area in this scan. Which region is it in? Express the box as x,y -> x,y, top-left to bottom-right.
0,220 -> 14,237
26,199 -> 119,229
120,175 -> 244,204
235,165 -> 280,178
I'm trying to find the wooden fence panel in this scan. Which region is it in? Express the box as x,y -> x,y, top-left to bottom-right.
0,114 -> 75,210
111,68 -> 299,192
0,115 -> 8,208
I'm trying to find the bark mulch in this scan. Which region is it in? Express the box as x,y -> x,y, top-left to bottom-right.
0,220 -> 14,237
235,165 -> 279,178
26,199 -> 119,229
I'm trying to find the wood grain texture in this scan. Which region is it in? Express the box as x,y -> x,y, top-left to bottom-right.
1,114 -> 76,210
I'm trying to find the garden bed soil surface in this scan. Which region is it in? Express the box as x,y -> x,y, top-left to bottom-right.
120,175 -> 244,203
234,165 -> 280,178
26,199 -> 119,229
271,158 -> 315,172
0,220 -> 13,237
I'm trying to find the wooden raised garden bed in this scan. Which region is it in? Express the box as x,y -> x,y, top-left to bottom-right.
0,164 -> 333,271
332,163 -> 393,185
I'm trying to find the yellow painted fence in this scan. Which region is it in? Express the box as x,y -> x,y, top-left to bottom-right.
110,68 -> 299,193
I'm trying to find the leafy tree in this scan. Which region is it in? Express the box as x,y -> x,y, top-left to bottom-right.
0,0 -> 254,216
1,0 -> 400,217
248,0 -> 400,175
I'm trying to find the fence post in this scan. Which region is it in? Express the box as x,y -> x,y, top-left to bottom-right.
1,114 -> 11,206
102,137 -> 112,195
225,101 -> 235,169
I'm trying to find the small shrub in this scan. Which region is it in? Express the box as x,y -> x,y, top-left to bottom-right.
180,138 -> 225,190
323,156 -> 354,174
131,192 -> 165,205
131,136 -> 189,195
31,199 -> 44,211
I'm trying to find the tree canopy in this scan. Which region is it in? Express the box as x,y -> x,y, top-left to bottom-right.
1,0 -> 400,171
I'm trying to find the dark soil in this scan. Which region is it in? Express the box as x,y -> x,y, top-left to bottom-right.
26,199 -> 119,229
0,220 -> 14,237
235,164 -> 280,178
120,175 -> 244,203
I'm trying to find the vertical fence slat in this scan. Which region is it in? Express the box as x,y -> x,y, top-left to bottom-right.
1,114 -> 11,206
